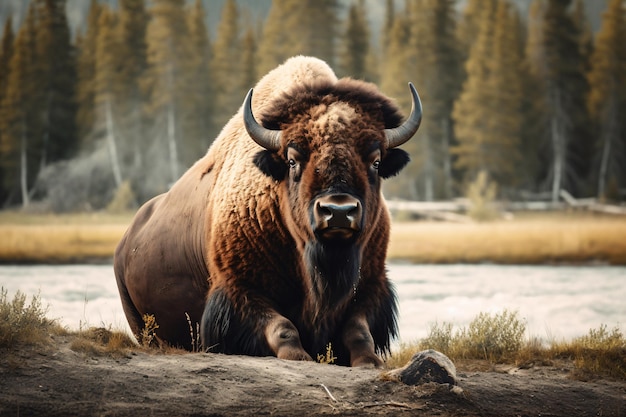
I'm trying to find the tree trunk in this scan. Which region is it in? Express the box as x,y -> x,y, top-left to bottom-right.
550,91 -> 566,204
132,101 -> 143,171
39,92 -> 52,172
167,101 -> 179,184
442,118 -> 453,199
597,97 -> 618,199
166,63 -> 179,185
105,98 -> 123,187
423,134 -> 433,202
20,117 -> 29,207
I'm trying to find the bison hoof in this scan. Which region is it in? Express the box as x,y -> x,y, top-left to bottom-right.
351,354 -> 384,368
277,347 -> 313,362
385,349 -> 457,386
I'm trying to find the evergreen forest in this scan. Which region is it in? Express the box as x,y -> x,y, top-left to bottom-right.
0,0 -> 625,212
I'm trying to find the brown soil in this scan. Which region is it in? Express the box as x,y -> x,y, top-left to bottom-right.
0,335 -> 624,417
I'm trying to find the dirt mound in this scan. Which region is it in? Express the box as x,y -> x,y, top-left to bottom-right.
0,335 -> 624,416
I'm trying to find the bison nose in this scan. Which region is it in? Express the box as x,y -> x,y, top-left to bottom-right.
314,194 -> 362,239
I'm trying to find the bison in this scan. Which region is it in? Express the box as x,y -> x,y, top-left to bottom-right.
114,56 -> 422,367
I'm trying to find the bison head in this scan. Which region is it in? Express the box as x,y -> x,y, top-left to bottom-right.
244,79 -> 421,314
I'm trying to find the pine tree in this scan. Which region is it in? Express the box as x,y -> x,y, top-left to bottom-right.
143,0 -> 193,189
541,0 -> 592,200
457,0 -> 497,64
255,0 -> 300,76
75,0 -> 101,148
572,0 -> 594,73
34,0 -> 78,169
379,9 -> 415,199
94,5 -> 123,188
587,0 -> 626,199
256,0 -> 338,76
1,5 -> 38,206
452,2 -> 498,185
452,0 -> 525,191
338,0 -> 370,80
0,17 -> 14,201
241,26 -> 257,90
380,11 -> 410,111
524,0 -> 551,190
407,0 -> 462,200
211,0 -> 243,128
185,0 -> 213,163
299,0 -> 338,67
527,0 -> 547,79
116,0 -> 148,173
380,0 -> 394,61
482,0 -> 524,188
0,17 -> 13,105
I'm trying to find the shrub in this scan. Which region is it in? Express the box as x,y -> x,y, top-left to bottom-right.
140,313 -> 160,348
467,170 -> 499,221
417,310 -> 526,362
418,321 -> 454,354
463,310 -> 526,360
0,288 -> 60,348
552,324 -> 626,380
107,180 -> 137,213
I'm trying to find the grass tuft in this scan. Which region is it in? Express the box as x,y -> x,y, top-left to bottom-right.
404,310 -> 526,364
388,312 -> 625,381
316,343 -> 337,364
70,326 -> 136,357
549,325 -> 626,380
0,288 -> 64,349
139,314 -> 160,348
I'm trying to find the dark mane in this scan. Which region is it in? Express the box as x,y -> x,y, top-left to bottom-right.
260,78 -> 406,131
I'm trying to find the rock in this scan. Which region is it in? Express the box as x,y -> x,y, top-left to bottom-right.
385,349 -> 457,386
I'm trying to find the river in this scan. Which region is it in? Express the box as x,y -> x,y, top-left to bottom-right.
1,263 -> 624,343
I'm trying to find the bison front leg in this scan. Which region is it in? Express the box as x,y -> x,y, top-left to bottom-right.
201,287 -> 312,361
342,316 -> 384,368
265,315 -> 313,361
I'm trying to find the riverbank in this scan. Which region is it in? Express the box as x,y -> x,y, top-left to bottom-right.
1,210 -> 625,264
1,330 -> 624,417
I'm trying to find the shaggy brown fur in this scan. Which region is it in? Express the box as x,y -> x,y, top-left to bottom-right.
114,56 -> 416,366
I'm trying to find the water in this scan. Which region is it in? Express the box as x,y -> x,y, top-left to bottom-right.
1,264 -> 624,343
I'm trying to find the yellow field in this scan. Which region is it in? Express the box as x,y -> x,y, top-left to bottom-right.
1,210 -> 625,264
389,212 -> 626,264
0,212 -> 131,263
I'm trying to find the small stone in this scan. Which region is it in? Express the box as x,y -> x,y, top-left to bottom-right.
386,349 -> 457,386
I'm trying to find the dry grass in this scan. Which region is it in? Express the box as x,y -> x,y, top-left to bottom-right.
549,325 -> 626,380
387,311 -> 626,381
317,343 -> 337,364
388,212 -> 626,264
0,211 -> 131,263
1,289 -> 623,380
0,288 -> 66,348
1,210 -> 625,264
70,326 -> 137,357
0,287 -> 136,358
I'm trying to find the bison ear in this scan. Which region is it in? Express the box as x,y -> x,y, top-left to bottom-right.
379,149 -> 410,179
253,150 -> 287,181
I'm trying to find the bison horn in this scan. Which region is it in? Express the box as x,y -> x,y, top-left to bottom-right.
384,82 -> 422,149
243,88 -> 282,151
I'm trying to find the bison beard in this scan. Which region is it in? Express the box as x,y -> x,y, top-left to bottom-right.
114,56 -> 422,367
201,241 -> 363,363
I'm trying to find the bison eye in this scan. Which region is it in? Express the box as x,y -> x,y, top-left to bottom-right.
288,158 -> 297,168
372,160 -> 380,170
